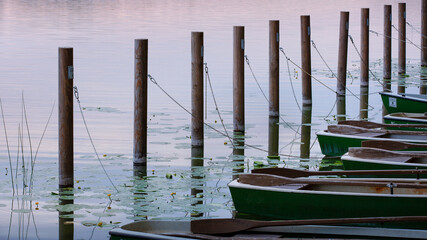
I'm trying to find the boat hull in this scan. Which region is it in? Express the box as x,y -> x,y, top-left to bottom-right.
380,92 -> 427,114
384,113 -> 427,131
341,154 -> 427,178
229,179 -> 427,230
109,220 -> 427,239
317,130 -> 427,156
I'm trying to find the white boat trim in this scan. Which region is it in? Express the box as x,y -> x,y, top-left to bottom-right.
341,153 -> 427,168
228,178 -> 427,198
317,130 -> 427,144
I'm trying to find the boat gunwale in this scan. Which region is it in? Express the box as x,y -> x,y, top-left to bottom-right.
317,130 -> 427,143
228,179 -> 427,198
341,153 -> 427,168
380,92 -> 427,104
384,115 -> 427,124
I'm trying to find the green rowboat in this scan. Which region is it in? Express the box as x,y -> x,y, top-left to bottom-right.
341,147 -> 427,178
380,92 -> 427,114
109,219 -> 427,239
384,113 -> 427,131
317,125 -> 427,156
229,173 -> 427,230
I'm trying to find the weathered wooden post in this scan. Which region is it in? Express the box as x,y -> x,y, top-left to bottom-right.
269,20 -> 280,117
134,39 -> 148,166
398,2 -> 406,94
421,0 -> 427,94
301,16 -> 312,106
337,12 -> 349,121
383,5 -> 392,92
59,47 -> 73,189
268,20 -> 280,158
234,26 -> 245,134
191,32 -> 204,148
360,8 -> 369,120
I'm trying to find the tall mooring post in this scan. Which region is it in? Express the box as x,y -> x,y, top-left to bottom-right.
398,2 -> 406,94
58,47 -> 74,188
383,5 -> 392,92
337,12 -> 349,121
301,16 -> 312,106
234,26 -> 245,134
421,0 -> 427,94
191,32 -> 204,147
134,39 -> 148,166
360,8 -> 369,120
269,20 -> 280,117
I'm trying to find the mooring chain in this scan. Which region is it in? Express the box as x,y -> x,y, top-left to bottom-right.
244,56 -> 269,102
244,55 -> 301,135
204,63 -> 234,146
392,25 -> 427,51
406,22 -> 427,39
348,35 -> 384,89
278,49 -> 302,112
148,74 -> 235,145
73,86 -> 119,193
311,40 -> 374,111
147,74 -> 301,158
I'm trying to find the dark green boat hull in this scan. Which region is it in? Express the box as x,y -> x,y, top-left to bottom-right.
380,92 -> 427,114
229,183 -> 427,230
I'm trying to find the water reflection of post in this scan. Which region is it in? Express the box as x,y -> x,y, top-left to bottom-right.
268,117 -> 279,158
58,190 -> 74,240
300,106 -> 312,168
191,146 -> 204,218
232,132 -> 245,180
421,67 -> 427,95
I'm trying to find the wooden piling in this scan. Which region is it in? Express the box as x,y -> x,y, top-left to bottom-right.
269,20 -> 280,117
134,39 -> 148,166
398,2 -> 406,94
360,8 -> 369,120
234,26 -> 245,133
191,32 -> 204,147
301,16 -> 312,106
268,116 -> 279,157
58,47 -> 74,188
337,12 -> 349,121
383,5 -> 392,92
421,0 -> 427,94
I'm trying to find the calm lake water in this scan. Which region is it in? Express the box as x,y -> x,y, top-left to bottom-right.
0,0 -> 425,239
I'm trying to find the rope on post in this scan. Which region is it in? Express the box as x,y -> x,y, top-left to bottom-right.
73,86 -> 119,193
392,25 -> 427,50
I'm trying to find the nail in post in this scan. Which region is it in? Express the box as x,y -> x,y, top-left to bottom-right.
301,16 -> 312,106
134,39 -> 148,166
269,20 -> 280,117
337,12 -> 349,121
398,2 -> 406,94
191,32 -> 204,147
233,26 -> 245,133
58,47 -> 74,188
360,8 -> 369,120
383,5 -> 392,92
